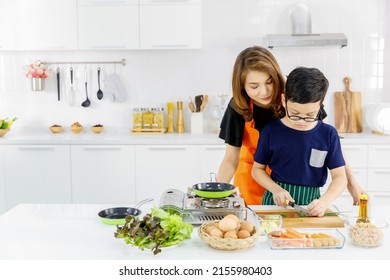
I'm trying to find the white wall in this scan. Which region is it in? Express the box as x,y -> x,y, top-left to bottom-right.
0,0 -> 389,130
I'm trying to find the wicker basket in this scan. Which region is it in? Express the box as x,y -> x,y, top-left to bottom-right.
0,129 -> 9,137
198,220 -> 259,250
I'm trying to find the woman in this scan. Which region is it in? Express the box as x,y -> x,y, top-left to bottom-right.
217,46 -> 363,205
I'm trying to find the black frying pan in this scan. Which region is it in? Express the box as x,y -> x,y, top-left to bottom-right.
192,182 -> 236,198
98,198 -> 153,225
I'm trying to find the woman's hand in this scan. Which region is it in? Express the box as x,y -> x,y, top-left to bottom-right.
307,199 -> 328,217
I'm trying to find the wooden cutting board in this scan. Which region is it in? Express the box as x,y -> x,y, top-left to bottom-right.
334,76 -> 363,133
255,209 -> 344,228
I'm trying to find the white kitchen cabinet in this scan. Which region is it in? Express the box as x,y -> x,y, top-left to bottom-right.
13,0 -> 78,50
139,0 -> 202,49
0,147 -> 6,214
200,145 -> 225,182
135,145 -> 201,201
78,0 -> 139,50
71,145 -> 136,204
0,0 -> 15,50
4,145 -> 72,210
367,145 -> 390,193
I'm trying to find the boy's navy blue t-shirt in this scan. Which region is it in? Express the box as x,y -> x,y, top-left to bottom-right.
254,119 -> 345,188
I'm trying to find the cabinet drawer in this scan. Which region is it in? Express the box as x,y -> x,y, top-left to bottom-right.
341,145 -> 368,168
368,145 -> 390,168
367,169 -> 390,191
370,192 -> 390,205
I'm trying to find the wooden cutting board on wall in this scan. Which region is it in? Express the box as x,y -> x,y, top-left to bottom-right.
334,77 -> 363,133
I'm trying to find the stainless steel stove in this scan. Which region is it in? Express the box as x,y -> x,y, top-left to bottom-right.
159,188 -> 247,224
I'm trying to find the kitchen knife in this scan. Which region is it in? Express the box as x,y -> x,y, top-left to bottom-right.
287,201 -> 310,216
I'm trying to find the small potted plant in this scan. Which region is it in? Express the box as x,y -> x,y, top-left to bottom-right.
25,61 -> 50,91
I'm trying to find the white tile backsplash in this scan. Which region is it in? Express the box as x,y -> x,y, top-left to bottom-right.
0,0 -> 389,130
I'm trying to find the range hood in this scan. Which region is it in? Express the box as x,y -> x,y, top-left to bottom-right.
265,3 -> 348,49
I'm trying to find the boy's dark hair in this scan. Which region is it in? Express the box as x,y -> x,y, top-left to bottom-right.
285,67 -> 329,104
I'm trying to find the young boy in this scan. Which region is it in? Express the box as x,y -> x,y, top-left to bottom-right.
251,67 -> 347,217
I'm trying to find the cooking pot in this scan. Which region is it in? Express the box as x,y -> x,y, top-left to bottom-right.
98,198 -> 153,225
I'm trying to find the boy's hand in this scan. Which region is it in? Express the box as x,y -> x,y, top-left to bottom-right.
273,190 -> 294,207
307,199 -> 327,217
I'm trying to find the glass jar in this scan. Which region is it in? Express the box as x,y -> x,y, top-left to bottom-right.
133,107 -> 143,129
153,107 -> 164,129
142,108 -> 154,129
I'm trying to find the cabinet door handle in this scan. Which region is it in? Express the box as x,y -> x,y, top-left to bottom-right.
89,45 -> 128,49
83,147 -> 122,151
372,171 -> 390,175
151,44 -> 189,48
28,46 -> 65,50
343,147 -> 364,151
148,147 -> 186,151
373,147 -> 390,151
18,147 -> 55,151
87,0 -> 126,4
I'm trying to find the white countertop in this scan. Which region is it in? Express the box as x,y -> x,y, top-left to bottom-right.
0,127 -> 390,145
0,203 -> 388,260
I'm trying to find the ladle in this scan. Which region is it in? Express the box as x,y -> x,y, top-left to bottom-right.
97,67 -> 103,100
81,68 -> 91,107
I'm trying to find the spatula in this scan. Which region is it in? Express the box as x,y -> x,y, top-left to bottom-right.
195,95 -> 203,112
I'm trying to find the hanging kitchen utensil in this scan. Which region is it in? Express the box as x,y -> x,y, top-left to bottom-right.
56,67 -> 61,101
98,198 -> 153,225
97,67 -> 103,100
81,67 -> 91,107
194,95 -> 203,112
67,67 -> 76,106
334,77 -> 363,133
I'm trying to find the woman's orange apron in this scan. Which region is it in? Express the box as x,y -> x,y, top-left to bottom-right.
233,104 -> 270,205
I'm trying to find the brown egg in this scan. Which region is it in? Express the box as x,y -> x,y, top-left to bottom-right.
224,230 -> 238,239
209,228 -> 223,238
206,225 -> 218,235
237,229 -> 251,239
225,214 -> 239,223
218,217 -> 237,232
240,221 -> 254,233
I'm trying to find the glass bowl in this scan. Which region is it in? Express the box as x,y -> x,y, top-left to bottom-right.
344,217 -> 388,247
257,214 -> 283,235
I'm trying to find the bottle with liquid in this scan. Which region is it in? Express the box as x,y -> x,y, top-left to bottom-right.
176,101 -> 184,133
167,102 -> 175,132
357,193 -> 369,223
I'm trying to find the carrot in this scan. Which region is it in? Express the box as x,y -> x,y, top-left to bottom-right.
282,231 -> 301,239
285,227 -> 306,238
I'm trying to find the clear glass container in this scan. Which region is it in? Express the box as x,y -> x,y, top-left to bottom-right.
153,107 -> 164,129
133,107 -> 143,129
142,108 -> 154,129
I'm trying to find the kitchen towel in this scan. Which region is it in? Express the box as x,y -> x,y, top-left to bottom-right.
104,73 -> 127,102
